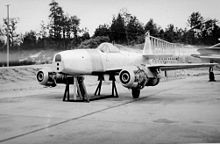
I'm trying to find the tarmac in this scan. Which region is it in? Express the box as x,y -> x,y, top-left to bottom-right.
0,73 -> 220,144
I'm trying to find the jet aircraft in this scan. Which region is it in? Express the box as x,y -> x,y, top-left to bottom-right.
37,33 -> 216,99
192,43 -> 220,63
191,42 -> 220,81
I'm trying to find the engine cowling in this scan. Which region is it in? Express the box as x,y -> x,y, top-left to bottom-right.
119,66 -> 160,89
145,78 -> 160,86
119,66 -> 149,89
37,68 -> 55,87
36,68 -> 73,87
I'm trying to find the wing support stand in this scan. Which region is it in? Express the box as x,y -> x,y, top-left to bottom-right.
94,75 -> 104,96
63,74 -> 118,102
93,74 -> 118,100
209,66 -> 215,82
63,76 -> 89,102
109,74 -> 118,97
209,60 -> 215,82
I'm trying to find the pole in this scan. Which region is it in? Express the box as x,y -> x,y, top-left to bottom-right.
6,4 -> 10,67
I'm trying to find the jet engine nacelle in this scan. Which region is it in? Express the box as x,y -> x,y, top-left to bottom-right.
145,77 -> 160,86
119,66 -> 149,89
36,68 -> 73,87
119,66 -> 160,89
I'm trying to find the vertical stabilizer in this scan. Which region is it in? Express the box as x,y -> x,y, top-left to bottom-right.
143,32 -> 153,55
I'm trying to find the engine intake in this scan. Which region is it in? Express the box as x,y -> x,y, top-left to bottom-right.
119,66 -> 148,89
119,66 -> 160,89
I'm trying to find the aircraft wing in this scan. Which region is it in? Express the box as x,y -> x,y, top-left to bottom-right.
147,63 -> 217,71
103,63 -> 216,74
192,55 -> 220,60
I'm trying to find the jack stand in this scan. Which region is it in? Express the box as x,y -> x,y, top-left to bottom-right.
63,75 -> 119,102
94,75 -> 104,96
63,76 -> 89,102
63,82 -> 70,101
109,74 -> 118,97
93,74 -> 118,100
209,67 -> 215,82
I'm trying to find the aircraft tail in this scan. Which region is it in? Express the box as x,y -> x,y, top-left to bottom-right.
143,32 -> 153,55
142,32 -> 173,59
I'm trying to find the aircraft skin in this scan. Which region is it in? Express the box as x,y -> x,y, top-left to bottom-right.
37,33 -> 217,98
54,46 -> 152,75
54,35 -> 215,75
191,44 -> 220,64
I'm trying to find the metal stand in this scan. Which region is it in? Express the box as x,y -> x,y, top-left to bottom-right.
209,67 -> 215,82
94,74 -> 118,97
63,76 -> 89,102
63,75 -> 118,102
63,82 -> 70,101
110,74 -> 118,97
94,75 -> 104,96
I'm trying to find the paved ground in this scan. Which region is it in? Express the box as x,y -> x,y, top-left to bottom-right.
0,74 -> 220,144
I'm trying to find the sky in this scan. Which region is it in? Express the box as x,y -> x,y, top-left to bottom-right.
0,0 -> 220,35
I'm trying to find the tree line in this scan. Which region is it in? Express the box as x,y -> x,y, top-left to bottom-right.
0,0 -> 220,51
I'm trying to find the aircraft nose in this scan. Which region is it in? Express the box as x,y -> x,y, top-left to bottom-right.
54,50 -> 92,74
54,53 -> 64,72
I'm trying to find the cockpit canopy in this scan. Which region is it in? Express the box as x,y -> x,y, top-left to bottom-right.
97,43 -> 120,53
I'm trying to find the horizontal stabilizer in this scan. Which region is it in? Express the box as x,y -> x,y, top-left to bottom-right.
200,56 -> 220,60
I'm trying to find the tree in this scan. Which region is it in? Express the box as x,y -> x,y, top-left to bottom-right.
187,12 -> 204,29
81,31 -> 90,41
200,19 -> 220,44
175,27 -> 185,43
94,24 -> 110,37
211,22 -> 220,44
49,0 -> 64,39
48,0 -> 81,49
0,27 -> 5,49
78,27 -> 90,43
69,16 -> 80,39
126,16 -> 144,44
79,36 -> 110,48
0,27 -> 3,36
21,30 -> 37,49
39,21 -> 48,38
0,38 -> 4,49
3,18 -> 20,48
187,12 -> 220,45
164,24 -> 175,42
36,21 -> 49,48
164,24 -> 184,43
110,13 -> 126,43
183,29 -> 195,44
186,12 -> 204,44
144,19 -> 160,37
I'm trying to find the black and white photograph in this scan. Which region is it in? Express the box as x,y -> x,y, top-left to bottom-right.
0,0 -> 220,143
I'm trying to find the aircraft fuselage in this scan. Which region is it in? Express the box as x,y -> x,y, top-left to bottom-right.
54,48 -> 147,75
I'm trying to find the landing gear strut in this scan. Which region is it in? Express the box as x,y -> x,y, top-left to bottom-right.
132,88 -> 140,98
